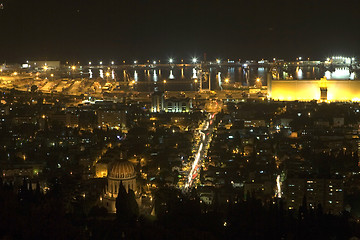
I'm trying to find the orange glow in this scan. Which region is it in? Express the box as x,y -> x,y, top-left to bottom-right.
269,79 -> 360,102
319,77 -> 327,88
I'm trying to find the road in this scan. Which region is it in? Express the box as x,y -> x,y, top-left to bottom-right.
184,113 -> 215,191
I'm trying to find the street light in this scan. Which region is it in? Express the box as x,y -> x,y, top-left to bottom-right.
89,61 -> 92,65
163,79 -> 167,91
225,78 -> 229,83
255,77 -> 262,88
194,79 -> 198,91
192,58 -> 197,64
71,66 -> 76,79
169,58 -> 173,64
153,61 -> 156,64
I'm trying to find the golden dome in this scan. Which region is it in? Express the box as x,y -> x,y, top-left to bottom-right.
109,160 -> 135,179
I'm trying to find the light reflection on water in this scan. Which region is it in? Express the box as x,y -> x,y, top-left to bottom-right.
192,68 -> 197,79
99,69 -> 103,79
153,70 -> 158,82
331,68 -> 351,79
350,72 -> 355,80
134,70 -> 138,82
80,66 -> 359,92
217,72 -> 222,90
296,67 -> 303,79
169,69 -> 174,79
325,70 -> 331,79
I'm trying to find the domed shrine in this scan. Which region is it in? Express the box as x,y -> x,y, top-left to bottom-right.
102,153 -> 136,213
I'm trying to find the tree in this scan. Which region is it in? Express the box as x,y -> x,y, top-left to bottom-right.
127,189 -> 139,221
116,181 -> 129,221
115,181 -> 138,224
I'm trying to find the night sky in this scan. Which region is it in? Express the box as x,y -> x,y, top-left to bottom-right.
0,0 -> 359,62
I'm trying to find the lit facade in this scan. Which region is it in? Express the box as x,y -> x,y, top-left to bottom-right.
95,162 -> 108,178
244,120 -> 266,128
151,92 -> 192,113
151,92 -> 164,112
268,78 -> 360,101
284,177 -> 344,214
164,97 -> 192,113
50,113 -> 79,127
97,109 -> 126,130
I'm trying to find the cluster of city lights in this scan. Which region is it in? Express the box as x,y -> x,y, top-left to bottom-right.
326,56 -> 355,64
23,56 -> 358,74
85,58 -> 200,65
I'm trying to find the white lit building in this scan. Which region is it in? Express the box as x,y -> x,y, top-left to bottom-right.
151,92 -> 192,113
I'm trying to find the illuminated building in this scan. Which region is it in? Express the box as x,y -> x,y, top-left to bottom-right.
284,177 -> 344,214
244,180 -> 274,201
151,92 -> 192,113
328,56 -> 353,65
244,120 -> 266,128
96,109 -> 126,130
1,163 -> 44,178
49,112 -> 79,127
0,105 -> 10,116
268,77 -> 360,102
151,92 -> 164,112
164,97 -> 192,113
27,61 -> 61,70
95,162 -> 108,178
102,153 -> 137,213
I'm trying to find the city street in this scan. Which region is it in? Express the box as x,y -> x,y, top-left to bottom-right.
184,113 -> 215,191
